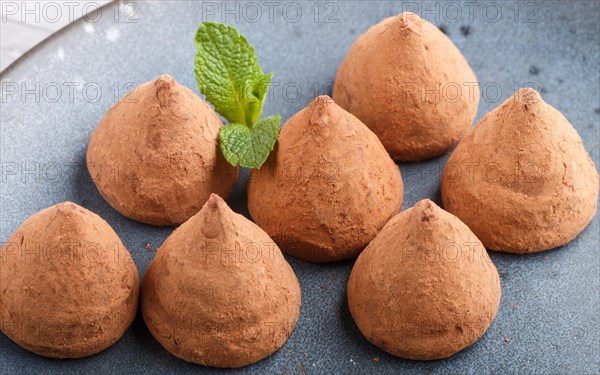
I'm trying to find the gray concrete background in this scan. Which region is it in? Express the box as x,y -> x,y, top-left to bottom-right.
0,1 -> 599,374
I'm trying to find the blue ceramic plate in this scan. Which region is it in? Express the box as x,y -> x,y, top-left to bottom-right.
1,1 -> 599,373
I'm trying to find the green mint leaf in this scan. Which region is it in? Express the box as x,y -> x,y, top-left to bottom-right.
194,22 -> 271,127
219,115 -> 281,168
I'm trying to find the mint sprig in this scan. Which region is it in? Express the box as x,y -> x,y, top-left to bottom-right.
194,22 -> 280,169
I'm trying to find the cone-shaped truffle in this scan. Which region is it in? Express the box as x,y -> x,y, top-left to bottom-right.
442,88 -> 599,253
348,199 -> 501,360
247,96 -> 404,263
86,74 -> 238,226
0,202 -> 139,358
141,194 -> 301,368
333,12 -> 480,161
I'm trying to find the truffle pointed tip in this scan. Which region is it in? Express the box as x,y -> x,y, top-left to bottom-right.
398,11 -> 420,19
311,95 -> 334,106
205,193 -> 227,210
153,74 -> 176,91
55,201 -> 78,208
396,12 -> 423,28
155,73 -> 174,83
306,95 -> 339,125
53,201 -> 85,216
198,194 -> 231,239
513,87 -> 543,107
412,199 -> 441,223
152,74 -> 179,108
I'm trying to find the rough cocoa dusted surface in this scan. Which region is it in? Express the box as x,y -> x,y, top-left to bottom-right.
348,199 -> 501,360
0,202 -> 139,358
333,12 -> 480,161
141,194 -> 301,368
86,74 -> 238,226
247,95 -> 403,263
441,88 -> 599,253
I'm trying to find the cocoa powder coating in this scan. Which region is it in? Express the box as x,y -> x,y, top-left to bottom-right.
86,74 -> 238,226
441,88 -> 599,253
0,202 -> 139,358
247,95 -> 404,262
141,194 -> 301,368
333,12 -> 480,161
348,199 -> 501,360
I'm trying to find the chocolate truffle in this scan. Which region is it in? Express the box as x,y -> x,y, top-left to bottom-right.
333,12 -> 480,161
141,194 -> 301,368
0,202 -> 139,358
348,199 -> 501,360
442,88 -> 599,253
86,74 -> 238,226
247,96 -> 404,262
